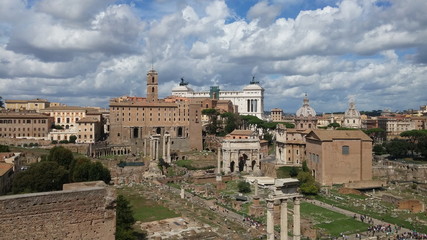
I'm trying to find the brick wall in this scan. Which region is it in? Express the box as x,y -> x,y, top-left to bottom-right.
0,182 -> 115,240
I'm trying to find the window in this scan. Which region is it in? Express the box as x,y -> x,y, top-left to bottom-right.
342,146 -> 349,155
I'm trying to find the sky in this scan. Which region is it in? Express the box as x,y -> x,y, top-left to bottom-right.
0,0 -> 426,114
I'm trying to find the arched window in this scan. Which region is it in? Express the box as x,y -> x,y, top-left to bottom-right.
152,87 -> 155,93
152,76 -> 155,83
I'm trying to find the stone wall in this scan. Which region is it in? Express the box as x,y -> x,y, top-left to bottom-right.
0,181 -> 115,240
373,161 -> 427,183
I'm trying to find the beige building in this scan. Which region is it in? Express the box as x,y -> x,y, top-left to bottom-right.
378,116 -> 415,140
275,124 -> 307,166
0,112 -> 53,139
305,130 -> 373,186
109,69 -> 203,158
270,108 -> 284,122
219,130 -> 261,173
5,98 -> 50,112
77,117 -> 103,143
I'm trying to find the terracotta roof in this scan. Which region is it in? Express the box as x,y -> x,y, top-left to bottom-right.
42,106 -> 87,111
0,162 -> 13,176
308,129 -> 372,141
77,117 -> 99,123
228,130 -> 255,136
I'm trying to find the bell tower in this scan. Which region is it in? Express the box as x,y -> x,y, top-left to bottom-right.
146,69 -> 158,102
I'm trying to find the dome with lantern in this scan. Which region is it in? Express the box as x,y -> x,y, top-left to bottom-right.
296,94 -> 316,117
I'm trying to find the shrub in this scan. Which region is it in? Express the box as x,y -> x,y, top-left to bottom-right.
237,181 -> 251,193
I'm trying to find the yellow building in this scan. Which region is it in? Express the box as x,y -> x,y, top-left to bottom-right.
0,112 -> 53,139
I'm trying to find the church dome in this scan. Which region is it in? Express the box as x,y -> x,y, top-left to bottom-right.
344,102 -> 360,118
296,94 -> 316,117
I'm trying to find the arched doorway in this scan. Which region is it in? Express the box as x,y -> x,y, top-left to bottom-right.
238,154 -> 248,172
133,128 -> 139,138
230,161 -> 235,173
156,127 -> 161,134
177,127 -> 183,137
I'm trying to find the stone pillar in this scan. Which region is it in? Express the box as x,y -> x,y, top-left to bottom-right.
293,198 -> 301,240
155,140 -> 159,161
180,188 -> 185,199
254,180 -> 259,197
162,135 -> 166,161
217,147 -> 221,174
166,135 -> 171,163
267,200 -> 275,240
149,139 -> 153,160
143,138 -> 147,157
281,199 -> 288,240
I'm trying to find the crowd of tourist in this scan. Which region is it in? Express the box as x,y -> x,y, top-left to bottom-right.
396,232 -> 427,239
243,217 -> 262,229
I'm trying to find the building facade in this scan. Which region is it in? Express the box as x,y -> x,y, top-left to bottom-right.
270,108 -> 284,122
305,130 -> 373,186
172,78 -> 265,119
109,69 -> 203,158
0,112 -> 53,139
295,94 -> 317,131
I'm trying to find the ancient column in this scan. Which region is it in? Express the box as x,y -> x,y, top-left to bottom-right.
217,147 -> 221,174
162,134 -> 166,161
293,198 -> 301,240
281,199 -> 288,240
254,179 -> 259,197
267,200 -> 275,240
143,138 -> 147,157
166,135 -> 171,163
180,188 -> 185,199
155,139 -> 159,161
149,139 -> 153,160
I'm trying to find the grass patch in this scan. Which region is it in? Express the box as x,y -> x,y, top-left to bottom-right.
301,202 -> 369,237
276,166 -> 300,178
118,188 -> 179,222
175,159 -> 215,170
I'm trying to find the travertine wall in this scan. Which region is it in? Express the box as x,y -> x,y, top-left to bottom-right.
0,182 -> 115,240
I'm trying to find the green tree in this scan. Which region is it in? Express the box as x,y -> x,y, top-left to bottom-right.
297,171 -> 319,195
327,122 -> 340,129
47,146 -> 74,169
69,135 -> 77,144
373,144 -> 386,155
364,128 -> 385,143
385,139 -> 410,158
0,96 -> 3,108
237,181 -> 251,193
71,158 -> 111,184
289,167 -> 299,177
221,112 -> 241,134
12,161 -> 69,193
0,144 -> 10,152
400,130 -> 427,157
202,108 -> 220,135
116,195 -> 136,240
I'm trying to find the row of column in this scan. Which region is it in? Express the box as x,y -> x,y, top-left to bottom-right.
247,99 -> 259,113
147,134 -> 171,162
266,198 -> 301,240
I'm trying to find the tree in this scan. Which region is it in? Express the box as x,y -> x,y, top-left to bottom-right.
202,108 -> 220,135
71,158 -> 111,184
47,146 -> 74,169
116,195 -> 136,240
237,181 -> 251,193
327,122 -> 340,129
297,171 -> 319,195
12,161 -> 69,193
373,144 -> 386,155
400,130 -> 427,157
69,135 -> 77,144
0,144 -> 10,152
0,96 -> 3,108
385,139 -> 410,158
221,112 -> 241,134
364,128 -> 385,143
289,167 -> 299,177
